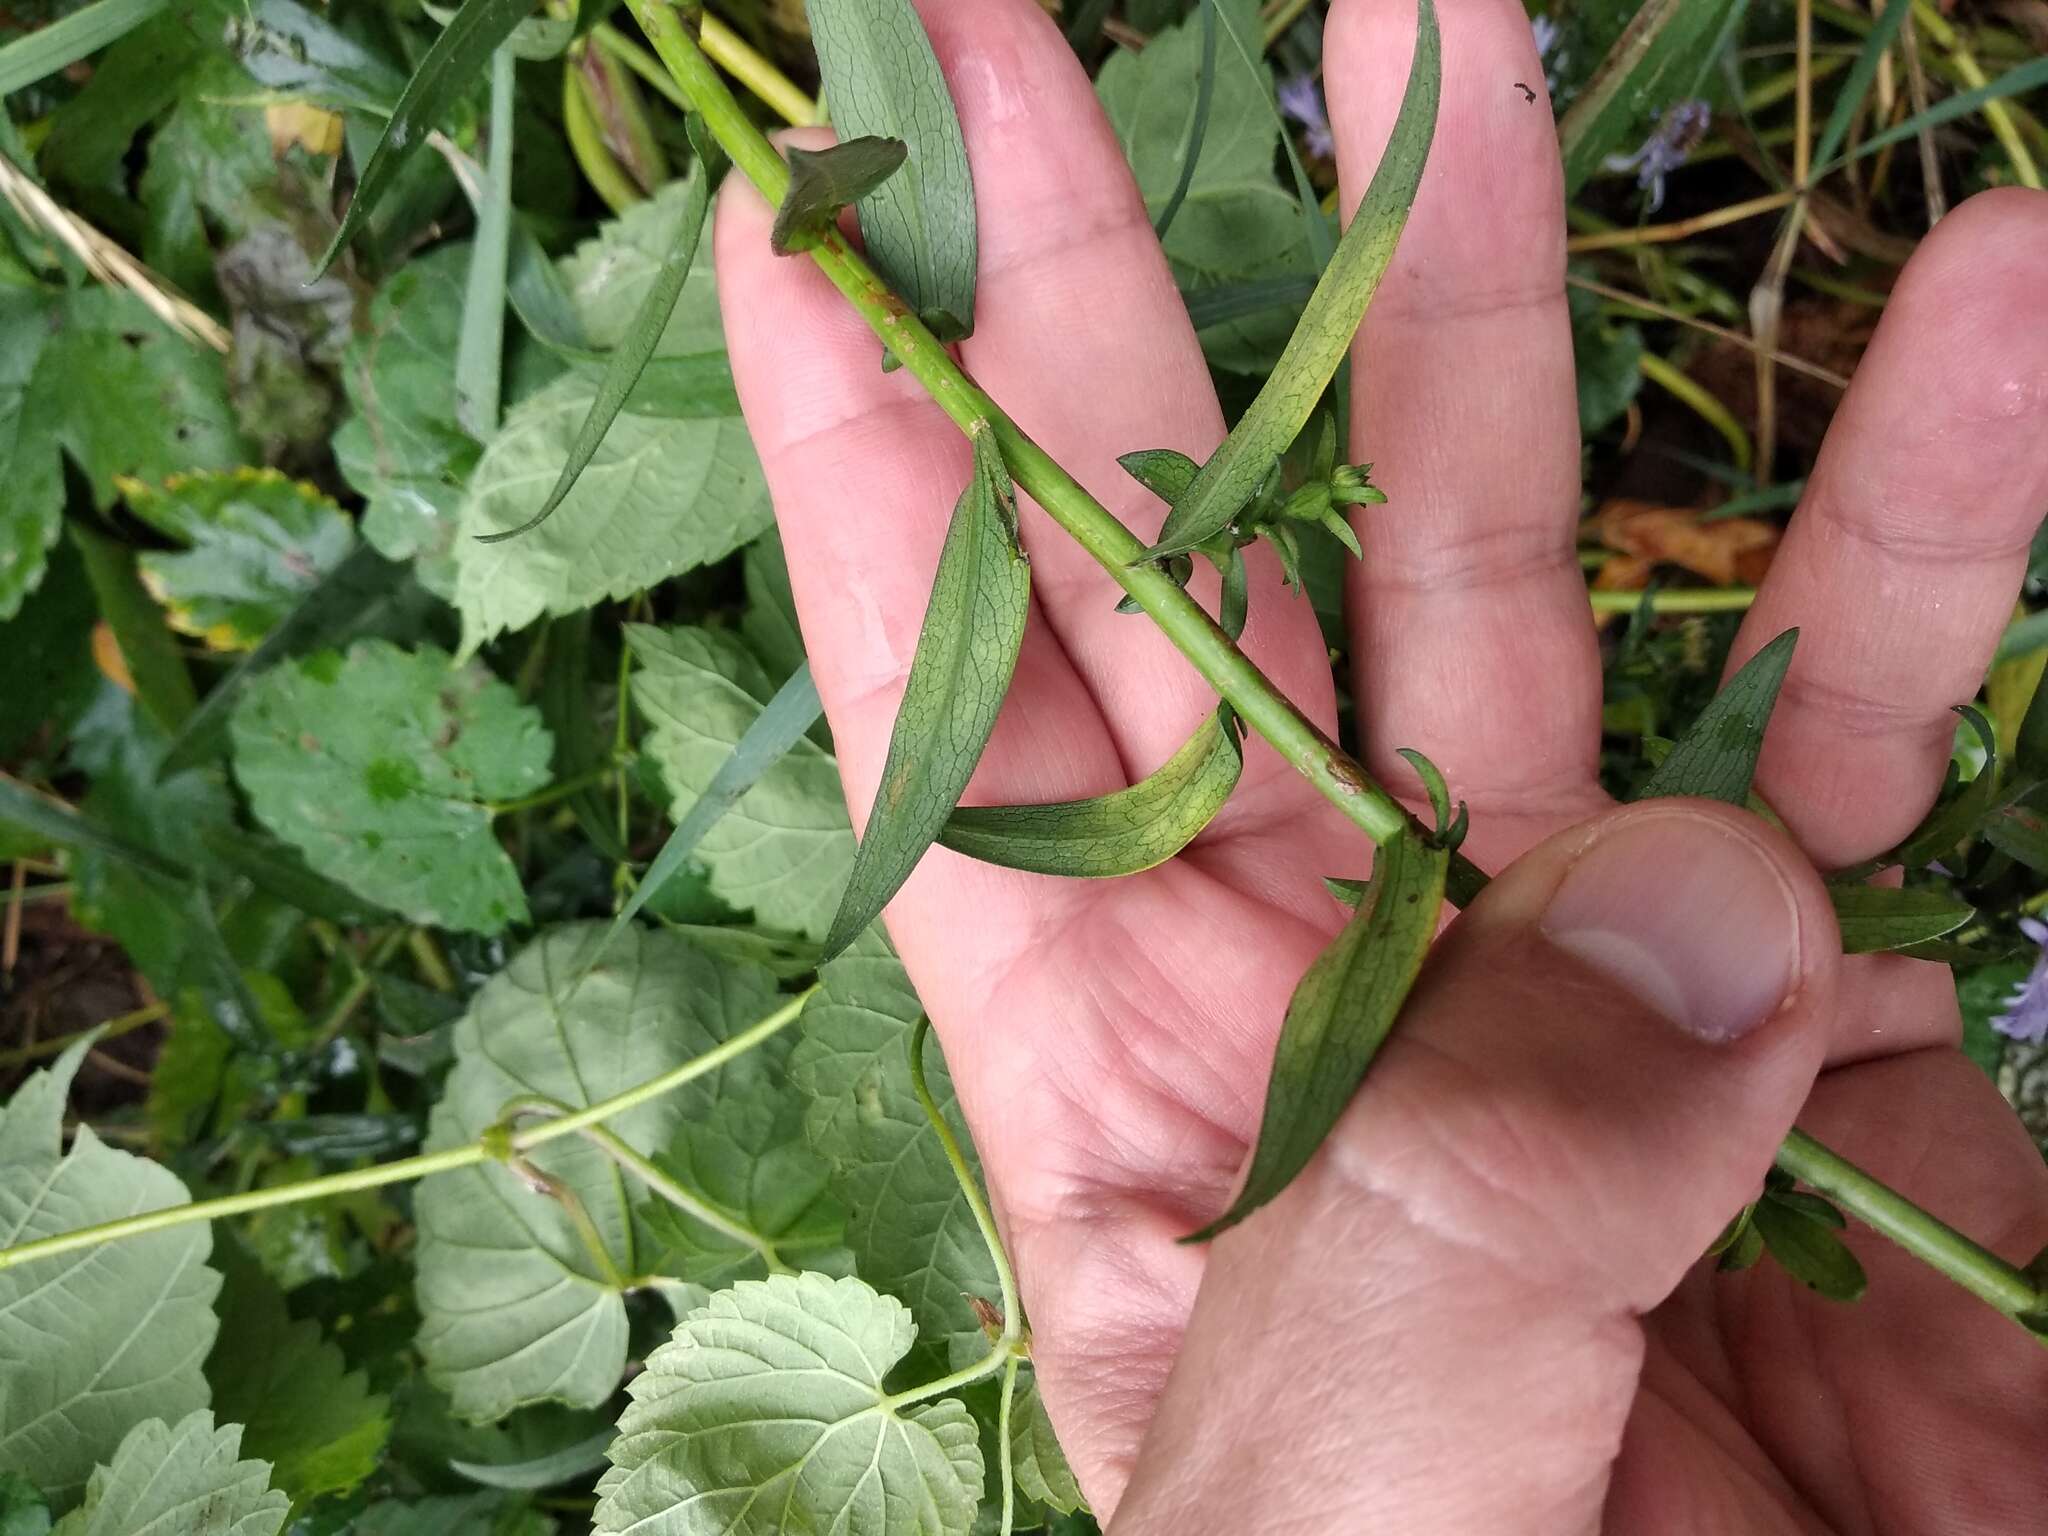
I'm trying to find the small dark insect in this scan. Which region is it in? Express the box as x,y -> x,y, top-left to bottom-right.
1512,81 -> 1537,103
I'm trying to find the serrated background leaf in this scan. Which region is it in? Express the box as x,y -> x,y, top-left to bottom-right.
204,1242 -> 390,1509
414,924 -> 783,1421
50,1412 -> 285,1536
453,365 -> 769,652
230,639 -> 552,934
595,1273 -> 983,1536
1097,0 -> 1309,375
0,1042 -> 221,1508
629,624 -> 854,942
0,288 -> 249,620
332,244 -> 478,601
125,468 -> 355,650
792,931 -> 1001,1376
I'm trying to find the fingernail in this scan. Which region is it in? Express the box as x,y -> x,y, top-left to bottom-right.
1538,810 -> 1802,1044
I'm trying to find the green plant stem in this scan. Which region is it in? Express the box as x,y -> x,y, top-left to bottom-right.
502,1095 -> 793,1274
1260,0 -> 1314,46
0,983 -> 817,1275
1587,587 -> 1760,614
1776,1128 -> 2046,1333
997,1353 -> 1020,1534
626,0 -> 1409,851
0,1000 -> 170,1070
488,762 -> 618,817
885,1018 -> 1024,1411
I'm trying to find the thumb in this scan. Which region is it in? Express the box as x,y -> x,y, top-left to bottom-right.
1112,800 -> 1841,1535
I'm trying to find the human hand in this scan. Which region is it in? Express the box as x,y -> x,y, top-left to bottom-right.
713,0 -> 2048,1525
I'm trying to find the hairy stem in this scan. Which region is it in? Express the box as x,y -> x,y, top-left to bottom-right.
0,984 -> 817,1275
628,0 -> 1409,850
1776,1128 -> 2047,1335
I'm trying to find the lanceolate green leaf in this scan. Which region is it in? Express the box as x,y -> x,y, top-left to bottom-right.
316,0 -> 540,274
1189,826 -> 1447,1241
939,706 -> 1242,877
1982,803 -> 2048,874
1555,0 -> 1747,198
71,522 -> 197,735
771,136 -> 909,253
1827,885 -> 1975,956
1635,628 -> 1798,807
477,158 -> 718,546
807,0 -> 978,339
50,1413 -> 285,1536
1150,0 -> 1218,242
0,0 -> 164,96
414,924 -> 784,1421
594,1273 -> 984,1536
0,1041 -> 221,1507
1752,1195 -> 1868,1303
1143,0 -> 1439,561
1888,706 -> 1998,870
825,426 -> 1031,957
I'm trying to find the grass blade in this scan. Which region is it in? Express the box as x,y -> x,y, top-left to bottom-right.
1556,0 -> 1748,198
1828,884 -> 1974,955
1826,55 -> 2048,173
1143,0 -> 1438,563
824,424 -> 1031,957
0,774 -> 187,883
454,44 -> 516,440
1151,0 -> 1218,243
1636,628 -> 1798,806
71,521 -> 195,735
940,706 -> 1243,877
476,152 -> 716,546
539,611 -> 629,861
315,0 -> 539,275
807,0 -> 978,338
1187,825 -> 1447,1241
1812,0 -> 1911,173
0,0 -> 164,95
590,660 -> 823,968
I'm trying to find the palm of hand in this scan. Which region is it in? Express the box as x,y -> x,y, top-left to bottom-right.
715,0 -> 2048,1525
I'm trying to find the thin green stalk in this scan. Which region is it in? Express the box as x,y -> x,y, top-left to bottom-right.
488,762 -> 618,817
883,1018 -> 1023,1410
1260,0 -> 1315,46
504,1096 -> 793,1274
0,1000 -> 170,1071
0,984 -> 817,1275
997,1353 -> 1021,1534
509,1153 -> 631,1288
1588,587 -> 1760,614
626,0 -> 1409,850
1776,1128 -> 2046,1333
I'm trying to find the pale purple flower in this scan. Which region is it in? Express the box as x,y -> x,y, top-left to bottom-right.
1604,98 -> 1713,213
1993,916 -> 2048,1045
1278,73 -> 1335,159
